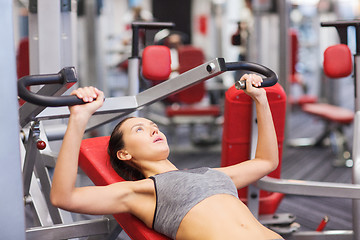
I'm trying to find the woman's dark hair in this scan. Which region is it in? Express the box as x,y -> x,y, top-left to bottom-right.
107,117 -> 145,181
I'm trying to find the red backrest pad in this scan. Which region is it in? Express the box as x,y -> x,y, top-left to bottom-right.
176,45 -> 206,104
142,45 -> 172,82
79,136 -> 170,240
17,38 -> 30,79
289,29 -> 298,77
17,38 -> 30,106
221,83 -> 287,214
323,44 -> 352,78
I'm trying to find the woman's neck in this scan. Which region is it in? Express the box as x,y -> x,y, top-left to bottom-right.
138,159 -> 178,178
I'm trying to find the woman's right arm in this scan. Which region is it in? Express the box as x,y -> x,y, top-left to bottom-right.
50,87 -> 135,215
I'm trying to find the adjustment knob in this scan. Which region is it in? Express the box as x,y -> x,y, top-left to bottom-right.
36,140 -> 46,150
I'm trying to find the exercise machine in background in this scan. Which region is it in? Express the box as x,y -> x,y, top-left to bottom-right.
245,19 -> 360,240
288,22 -> 355,168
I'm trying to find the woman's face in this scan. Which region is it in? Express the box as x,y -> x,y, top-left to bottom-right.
119,117 -> 170,161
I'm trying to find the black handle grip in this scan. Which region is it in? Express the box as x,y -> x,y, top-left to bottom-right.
131,21 -> 175,30
321,20 -> 360,28
17,67 -> 85,107
225,61 -> 278,90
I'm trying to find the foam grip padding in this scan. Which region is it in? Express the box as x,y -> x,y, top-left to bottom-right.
323,44 -> 352,78
142,45 -> 171,81
221,83 -> 287,214
79,136 -> 170,240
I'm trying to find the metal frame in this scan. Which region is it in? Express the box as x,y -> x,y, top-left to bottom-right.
28,0 -> 77,74
0,1 -> 26,239
36,58 -> 227,130
21,121 -> 123,240
353,111 -> 360,239
26,217 -> 120,240
23,1 -> 119,238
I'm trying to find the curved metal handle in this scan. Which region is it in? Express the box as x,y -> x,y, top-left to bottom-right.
225,61 -> 278,90
18,67 -> 85,107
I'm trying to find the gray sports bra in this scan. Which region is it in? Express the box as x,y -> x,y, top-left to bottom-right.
149,167 -> 238,239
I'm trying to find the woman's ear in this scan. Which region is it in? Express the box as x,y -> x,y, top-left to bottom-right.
117,150 -> 132,161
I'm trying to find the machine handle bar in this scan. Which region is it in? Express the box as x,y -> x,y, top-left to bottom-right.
131,21 -> 175,30
18,61 -> 278,107
131,21 -> 175,57
321,20 -> 360,28
321,20 -> 360,53
17,67 -> 85,107
225,61 -> 278,90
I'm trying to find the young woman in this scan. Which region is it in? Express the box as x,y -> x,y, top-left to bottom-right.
50,74 -> 283,240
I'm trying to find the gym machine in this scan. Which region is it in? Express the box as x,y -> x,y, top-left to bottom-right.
18,58 -> 277,239
127,21 -> 174,97
17,20 -> 360,240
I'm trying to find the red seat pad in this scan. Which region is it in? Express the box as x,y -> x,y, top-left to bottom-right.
302,103 -> 354,124
323,44 -> 352,78
79,136 -> 170,240
142,45 -> 171,82
288,95 -> 318,105
166,105 -> 220,117
297,95 -> 318,105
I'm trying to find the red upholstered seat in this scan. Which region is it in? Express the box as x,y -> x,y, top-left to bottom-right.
302,103 -> 354,124
288,95 -> 318,105
296,95 -> 318,105
78,136 -> 170,240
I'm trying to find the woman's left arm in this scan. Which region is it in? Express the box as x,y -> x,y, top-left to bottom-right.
217,74 -> 279,189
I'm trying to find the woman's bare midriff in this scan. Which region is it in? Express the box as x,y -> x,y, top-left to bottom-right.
176,194 -> 282,240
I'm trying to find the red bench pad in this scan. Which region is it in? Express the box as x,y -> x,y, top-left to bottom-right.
302,103 -> 354,124
79,136 -> 170,240
288,95 -> 318,105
